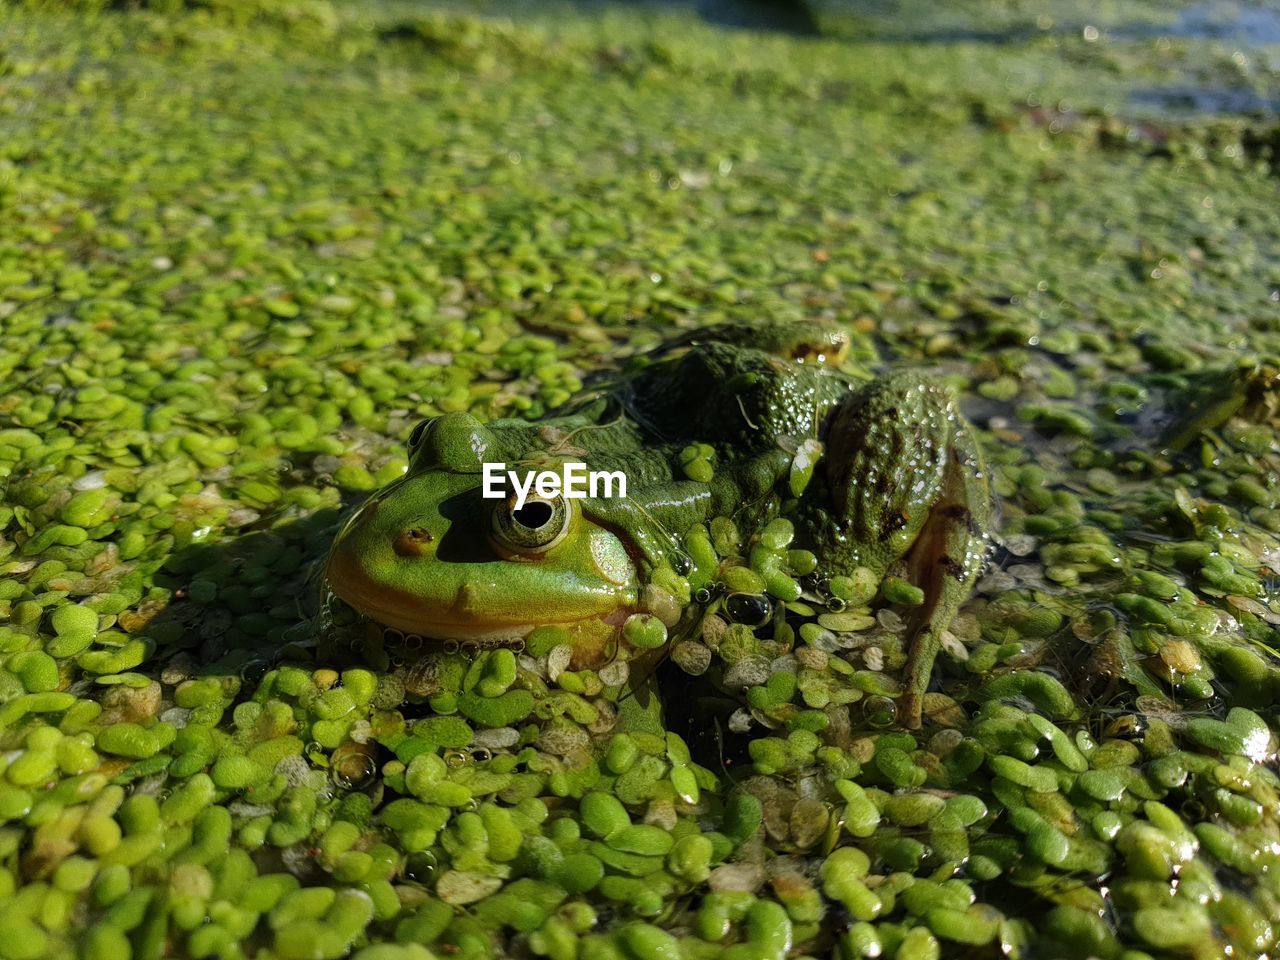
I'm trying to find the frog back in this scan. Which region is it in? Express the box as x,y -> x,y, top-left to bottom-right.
601,341 -> 856,457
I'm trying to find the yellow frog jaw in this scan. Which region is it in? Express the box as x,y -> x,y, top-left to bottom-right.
325,551 -> 637,646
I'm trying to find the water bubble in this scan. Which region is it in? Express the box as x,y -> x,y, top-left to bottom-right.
304,741 -> 327,764
403,851 -> 438,884
725,593 -> 772,627
864,696 -> 897,729
330,744 -> 376,790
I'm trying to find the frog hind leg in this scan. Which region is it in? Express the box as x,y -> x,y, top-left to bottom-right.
818,374 -> 990,729
894,419 -> 990,728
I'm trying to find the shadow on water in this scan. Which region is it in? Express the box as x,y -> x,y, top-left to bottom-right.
142,507 -> 345,681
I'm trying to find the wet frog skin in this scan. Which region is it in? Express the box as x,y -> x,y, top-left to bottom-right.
326,322 -> 991,728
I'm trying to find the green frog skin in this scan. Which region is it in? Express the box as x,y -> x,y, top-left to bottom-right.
325,322 -> 991,728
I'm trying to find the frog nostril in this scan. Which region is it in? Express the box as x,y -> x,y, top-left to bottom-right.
393,527 -> 434,557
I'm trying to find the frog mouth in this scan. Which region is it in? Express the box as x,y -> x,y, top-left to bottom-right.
322,550 -> 636,646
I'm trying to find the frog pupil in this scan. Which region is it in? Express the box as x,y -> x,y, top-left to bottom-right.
513,501 -> 553,529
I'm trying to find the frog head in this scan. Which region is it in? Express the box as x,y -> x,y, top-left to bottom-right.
325,412 -> 641,665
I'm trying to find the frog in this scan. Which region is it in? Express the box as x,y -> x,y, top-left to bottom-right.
325,321 -> 991,728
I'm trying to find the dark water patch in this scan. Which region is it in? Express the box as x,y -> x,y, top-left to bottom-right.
560,0 -> 822,35
657,660 -> 754,775
693,0 -> 821,35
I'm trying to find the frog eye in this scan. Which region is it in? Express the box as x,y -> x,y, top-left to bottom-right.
490,495 -> 572,555
407,418 -> 438,452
